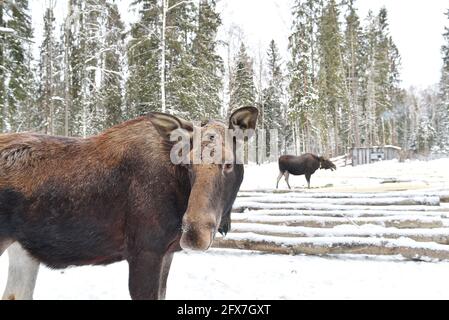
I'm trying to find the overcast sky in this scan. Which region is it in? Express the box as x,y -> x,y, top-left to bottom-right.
31,0 -> 448,89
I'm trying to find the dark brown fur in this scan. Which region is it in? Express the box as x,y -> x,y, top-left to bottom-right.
277,153 -> 336,189
0,107 -> 259,300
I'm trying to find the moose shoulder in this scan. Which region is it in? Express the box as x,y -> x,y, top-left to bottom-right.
277,153 -> 336,189
0,107 -> 258,300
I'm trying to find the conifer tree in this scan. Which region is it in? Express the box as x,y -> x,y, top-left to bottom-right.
0,0 -> 34,132
126,0 -> 161,117
263,40 -> 285,155
164,0 -> 197,116
437,8 -> 449,152
229,43 -> 256,114
191,0 -> 223,119
288,0 -> 321,154
318,0 -> 346,156
343,0 -> 364,147
98,2 -> 125,129
37,4 -> 65,134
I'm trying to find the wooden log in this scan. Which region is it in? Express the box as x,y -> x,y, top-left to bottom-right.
235,196 -> 441,206
238,208 -> 449,218
238,190 -> 449,200
239,188 -> 449,196
213,235 -> 449,261
233,202 -> 448,213
229,223 -> 449,245
232,215 -> 446,229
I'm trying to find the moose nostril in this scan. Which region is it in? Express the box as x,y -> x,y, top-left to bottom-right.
205,221 -> 217,230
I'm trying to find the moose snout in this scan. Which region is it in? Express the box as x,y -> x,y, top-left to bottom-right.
180,217 -> 217,251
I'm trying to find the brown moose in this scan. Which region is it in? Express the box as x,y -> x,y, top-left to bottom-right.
277,153 -> 336,189
0,107 -> 258,300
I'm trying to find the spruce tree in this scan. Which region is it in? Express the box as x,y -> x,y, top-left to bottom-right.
361,8 -> 401,147
164,0 -> 197,116
318,0 -> 346,156
64,0 -> 85,136
437,8 -> 449,152
263,40 -> 285,155
191,0 -> 223,120
98,2 -> 125,129
37,5 -> 64,134
288,0 -> 321,155
229,43 -> 256,114
343,0 -> 364,147
126,0 -> 161,117
0,0 -> 34,132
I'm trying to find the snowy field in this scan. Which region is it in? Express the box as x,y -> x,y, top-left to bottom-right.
3,249 -> 449,300
1,158 -> 449,300
242,158 -> 449,192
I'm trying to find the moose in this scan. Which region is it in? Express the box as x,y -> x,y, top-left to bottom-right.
0,106 -> 258,300
276,153 -> 337,189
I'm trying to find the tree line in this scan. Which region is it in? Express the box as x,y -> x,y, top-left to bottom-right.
0,0 -> 448,158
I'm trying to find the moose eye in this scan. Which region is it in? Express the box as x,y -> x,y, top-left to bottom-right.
223,163 -> 233,173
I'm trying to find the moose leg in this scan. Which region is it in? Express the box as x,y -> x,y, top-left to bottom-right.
284,172 -> 291,190
276,171 -> 284,189
305,173 -> 311,189
128,251 -> 164,300
158,252 -> 174,300
0,239 -> 13,256
2,242 -> 40,300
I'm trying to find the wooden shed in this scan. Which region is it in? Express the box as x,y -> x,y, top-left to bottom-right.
351,145 -> 402,167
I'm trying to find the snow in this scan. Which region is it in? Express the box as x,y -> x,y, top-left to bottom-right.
242,158 -> 449,191
235,196 -> 441,206
234,201 -> 448,212
239,208 -> 449,218
217,232 -> 449,252
0,27 -> 15,34
1,158 -> 449,299
4,249 -> 449,299
230,223 -> 449,239
239,189 -> 449,199
231,213 -> 448,227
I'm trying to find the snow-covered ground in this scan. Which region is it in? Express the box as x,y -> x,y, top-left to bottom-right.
3,249 -> 449,300
1,158 -> 449,300
243,158 -> 449,192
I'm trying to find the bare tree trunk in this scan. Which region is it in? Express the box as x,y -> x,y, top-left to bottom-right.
160,0 -> 168,113
64,1 -> 72,137
0,3 -> 5,132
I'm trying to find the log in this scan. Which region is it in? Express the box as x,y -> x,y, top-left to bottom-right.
233,202 -> 448,213
229,223 -> 449,245
238,190 -> 449,200
235,196 -> 441,206
238,209 -> 449,218
232,215 -> 446,229
213,234 -> 449,261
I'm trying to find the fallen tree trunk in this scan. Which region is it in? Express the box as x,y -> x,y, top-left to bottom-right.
229,223 -> 449,245
239,190 -> 449,200
235,196 -> 440,206
232,215 -> 446,229
233,202 -> 448,213
213,234 -> 449,261
238,208 -> 449,218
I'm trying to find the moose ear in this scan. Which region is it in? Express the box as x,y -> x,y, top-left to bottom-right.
229,106 -> 259,131
148,112 -> 193,140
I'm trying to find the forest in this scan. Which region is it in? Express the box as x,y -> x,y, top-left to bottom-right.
0,0 -> 448,158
